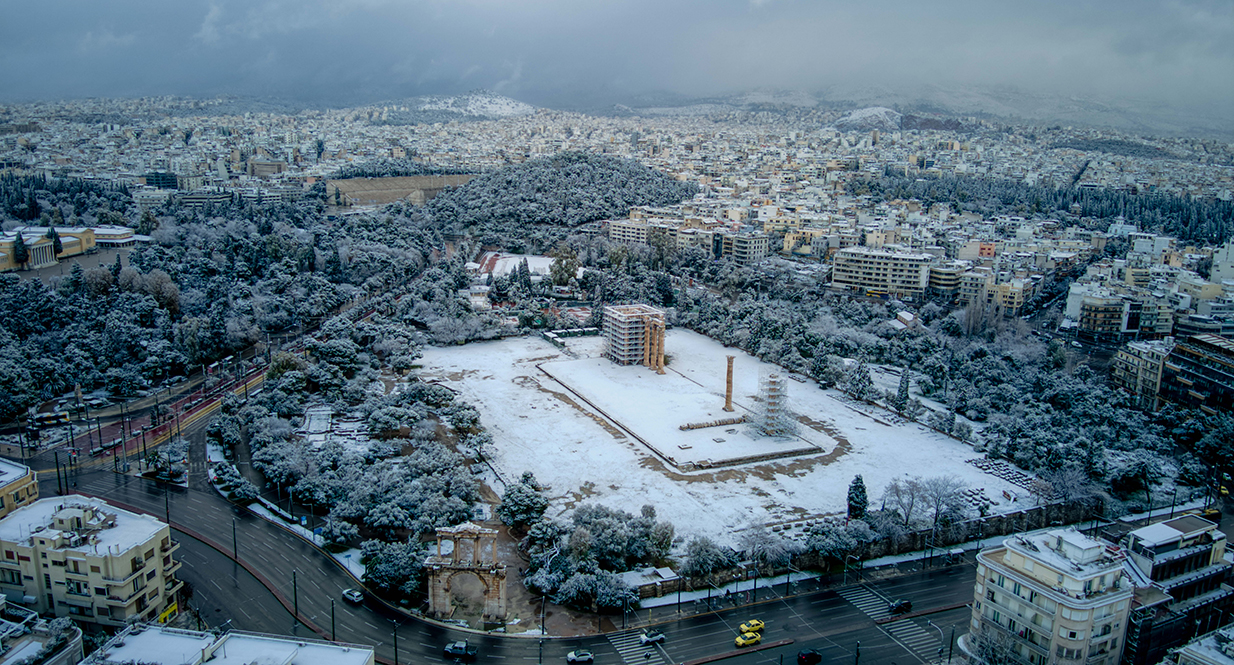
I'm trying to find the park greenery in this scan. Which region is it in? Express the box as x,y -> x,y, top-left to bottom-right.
3,152 -> 1232,606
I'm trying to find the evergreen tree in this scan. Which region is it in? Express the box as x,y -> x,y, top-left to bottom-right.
848,360 -> 877,402
67,263 -> 84,293
334,187 -> 342,206
516,258 -> 533,291
137,210 -> 158,235
847,475 -> 868,521
325,247 -> 344,281
44,226 -> 62,256
11,233 -> 28,268
110,253 -> 122,278
548,243 -> 580,286
895,371 -> 910,411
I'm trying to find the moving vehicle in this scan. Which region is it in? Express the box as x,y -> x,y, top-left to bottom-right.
735,632 -> 762,647
566,650 -> 594,663
341,588 -> 363,604
444,640 -> 479,661
639,630 -> 665,645
889,599 -> 913,615
739,619 -> 765,633
797,649 -> 823,665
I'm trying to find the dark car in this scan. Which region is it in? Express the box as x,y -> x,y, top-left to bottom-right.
797,649 -> 823,665
889,599 -> 912,615
444,640 -> 479,661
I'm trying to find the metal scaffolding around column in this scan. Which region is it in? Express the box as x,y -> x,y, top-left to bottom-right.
754,370 -> 795,438
603,304 -> 666,373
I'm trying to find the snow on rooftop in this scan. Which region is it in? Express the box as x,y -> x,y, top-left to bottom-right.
90,626 -> 373,665
0,459 -> 30,485
1129,521 -> 1185,548
1007,529 -> 1121,578
212,633 -> 373,665
0,497 -> 164,554
94,626 -> 215,665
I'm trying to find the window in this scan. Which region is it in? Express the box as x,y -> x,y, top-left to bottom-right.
0,569 -> 20,585
95,587 -> 106,596
90,565 -> 99,573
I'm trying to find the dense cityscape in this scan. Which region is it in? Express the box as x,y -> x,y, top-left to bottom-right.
0,6 -> 1233,665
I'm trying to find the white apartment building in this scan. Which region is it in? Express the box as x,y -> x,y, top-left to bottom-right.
831,246 -> 934,297
0,497 -> 182,626
971,529 -> 1133,665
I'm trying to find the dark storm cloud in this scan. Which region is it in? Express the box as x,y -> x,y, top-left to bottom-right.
0,0 -> 1229,111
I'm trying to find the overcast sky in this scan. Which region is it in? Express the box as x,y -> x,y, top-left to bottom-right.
1,0 -> 1230,113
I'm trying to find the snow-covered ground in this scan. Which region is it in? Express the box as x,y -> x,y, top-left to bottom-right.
298,405 -> 374,454
540,355 -> 825,468
418,330 -> 1033,548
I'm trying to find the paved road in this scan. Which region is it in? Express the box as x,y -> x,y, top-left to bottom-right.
47,464 -> 972,665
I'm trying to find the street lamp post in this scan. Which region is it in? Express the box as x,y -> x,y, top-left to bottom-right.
331,599 -> 335,641
541,546 -> 560,635
391,620 -> 399,665
926,619 -> 945,661
292,570 -> 299,624
232,518 -> 238,560
844,554 -> 860,585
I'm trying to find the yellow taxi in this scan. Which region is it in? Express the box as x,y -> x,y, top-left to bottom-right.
739,619 -> 765,633
735,632 -> 762,647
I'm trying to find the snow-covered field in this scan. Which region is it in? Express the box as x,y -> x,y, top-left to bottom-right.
540,354 -> 826,468
418,330 -> 1032,547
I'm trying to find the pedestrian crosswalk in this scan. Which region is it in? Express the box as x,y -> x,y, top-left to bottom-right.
837,585 -> 890,620
837,585 -> 941,661
607,631 -> 667,665
885,619 -> 943,660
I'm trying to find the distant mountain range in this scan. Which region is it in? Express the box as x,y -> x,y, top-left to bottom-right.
119,85 -> 1231,139
583,84 -> 1231,139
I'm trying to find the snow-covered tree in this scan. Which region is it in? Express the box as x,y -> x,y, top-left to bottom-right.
847,360 -> 877,402
847,475 -> 868,521
497,473 -> 549,532
680,536 -> 736,579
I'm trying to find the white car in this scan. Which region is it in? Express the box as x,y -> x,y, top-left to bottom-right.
341,588 -> 363,604
566,650 -> 594,663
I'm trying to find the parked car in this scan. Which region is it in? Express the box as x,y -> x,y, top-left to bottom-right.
735,632 -> 762,647
639,630 -> 665,645
341,588 -> 363,604
566,650 -> 594,663
797,649 -> 823,665
739,619 -> 765,633
889,599 -> 913,615
444,640 -> 478,661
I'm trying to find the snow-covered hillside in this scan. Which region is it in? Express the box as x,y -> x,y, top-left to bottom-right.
416,90 -> 535,118
834,106 -> 903,132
